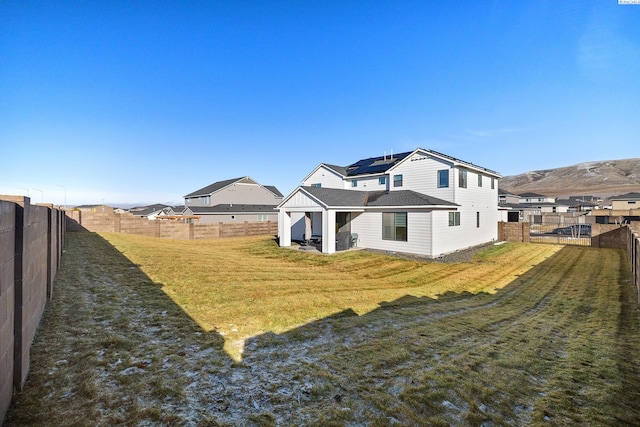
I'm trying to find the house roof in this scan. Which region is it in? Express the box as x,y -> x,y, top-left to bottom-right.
264,185 -> 284,198
609,192 -> 640,201
187,204 -> 277,214
184,177 -> 282,199
128,204 -> 171,216
184,177 -> 249,198
518,192 -> 548,198
309,148 -> 500,181
287,186 -> 458,209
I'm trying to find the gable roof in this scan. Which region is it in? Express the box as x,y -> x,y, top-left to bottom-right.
128,204 -> 171,216
281,186 -> 458,209
518,192 -> 548,198
609,192 -> 640,201
263,185 -> 283,198
184,177 -> 249,198
184,177 -> 282,199
307,148 -> 500,181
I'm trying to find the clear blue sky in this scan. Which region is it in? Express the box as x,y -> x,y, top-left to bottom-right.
1,1 -> 638,206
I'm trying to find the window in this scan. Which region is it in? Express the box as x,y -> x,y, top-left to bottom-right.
379,176 -> 386,185
476,212 -> 480,228
393,174 -> 403,187
448,212 -> 461,227
459,170 -> 467,188
491,178 -> 495,189
352,180 -> 358,188
478,174 -> 482,187
257,214 -> 269,221
382,212 -> 407,241
312,183 -> 321,188
437,170 -> 449,188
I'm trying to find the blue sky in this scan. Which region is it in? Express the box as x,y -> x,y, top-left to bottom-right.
1,1 -> 638,206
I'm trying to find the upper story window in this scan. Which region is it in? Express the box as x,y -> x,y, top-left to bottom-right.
491,178 -> 495,189
379,177 -> 386,185
351,180 -> 358,188
437,170 -> 449,188
478,174 -> 483,187
311,183 -> 321,188
459,170 -> 467,188
393,174 -> 403,187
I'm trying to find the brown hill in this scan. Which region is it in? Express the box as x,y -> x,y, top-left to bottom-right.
500,158 -> 640,199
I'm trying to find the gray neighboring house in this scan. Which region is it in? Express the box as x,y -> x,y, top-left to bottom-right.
128,204 -> 174,219
183,176 -> 283,224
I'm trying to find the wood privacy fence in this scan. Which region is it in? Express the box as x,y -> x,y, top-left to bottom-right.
0,196 -> 65,424
67,210 -> 278,239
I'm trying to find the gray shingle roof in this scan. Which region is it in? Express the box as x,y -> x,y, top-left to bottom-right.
609,192 -> 640,200
184,177 -> 246,198
184,177 -> 283,199
264,185 -> 283,198
301,186 -> 457,208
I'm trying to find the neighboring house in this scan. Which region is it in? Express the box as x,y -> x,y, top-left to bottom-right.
589,192 -> 640,224
608,192 -> 640,210
183,177 -> 283,224
498,189 -> 519,205
277,148 -> 501,256
128,204 -> 173,220
517,192 -> 556,204
498,191 -> 574,223
557,197 -> 598,213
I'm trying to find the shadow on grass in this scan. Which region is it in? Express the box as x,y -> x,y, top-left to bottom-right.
7,227 -> 640,426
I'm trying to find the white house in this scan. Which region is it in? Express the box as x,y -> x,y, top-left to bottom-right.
277,148 -> 501,256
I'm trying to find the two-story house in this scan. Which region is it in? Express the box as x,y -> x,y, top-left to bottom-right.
277,148 -> 501,256
183,177 -> 283,224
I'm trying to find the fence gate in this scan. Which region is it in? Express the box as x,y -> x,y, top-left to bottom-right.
529,219 -> 592,246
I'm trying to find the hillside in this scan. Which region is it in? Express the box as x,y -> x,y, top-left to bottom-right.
499,158 -> 640,198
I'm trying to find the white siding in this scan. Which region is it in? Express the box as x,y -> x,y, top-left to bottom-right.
352,210 -> 433,256
348,175 -> 388,191
302,166 -> 344,189
388,152 -> 455,202
281,190 -> 324,210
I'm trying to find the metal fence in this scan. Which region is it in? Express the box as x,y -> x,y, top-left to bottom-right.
529,221 -> 592,246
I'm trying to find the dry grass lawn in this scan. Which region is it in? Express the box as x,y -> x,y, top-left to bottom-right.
5,231 -> 640,426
